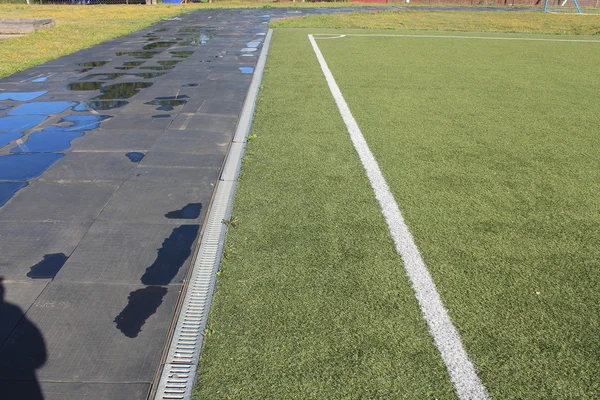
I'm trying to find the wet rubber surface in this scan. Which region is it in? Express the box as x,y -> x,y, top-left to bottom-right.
0,5 -> 534,400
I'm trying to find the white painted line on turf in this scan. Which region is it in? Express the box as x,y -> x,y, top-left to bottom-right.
308,33 -> 491,400
313,33 -> 600,43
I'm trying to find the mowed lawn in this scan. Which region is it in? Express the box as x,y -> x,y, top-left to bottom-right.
196,29 -> 600,399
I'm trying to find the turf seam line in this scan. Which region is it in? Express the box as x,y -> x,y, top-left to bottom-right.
308,33 -> 491,400
313,33 -> 600,43
152,29 -> 274,400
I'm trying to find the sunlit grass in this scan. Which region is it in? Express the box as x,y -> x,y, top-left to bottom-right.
272,10 -> 600,35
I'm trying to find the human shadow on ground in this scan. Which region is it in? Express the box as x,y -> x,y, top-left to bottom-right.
0,277 -> 47,400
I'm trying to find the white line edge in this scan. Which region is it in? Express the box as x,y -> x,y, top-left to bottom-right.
308,33 -> 491,400
313,33 -> 600,43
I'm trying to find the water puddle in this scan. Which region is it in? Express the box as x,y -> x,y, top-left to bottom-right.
8,101 -> 75,116
45,115 -> 111,132
0,116 -> 48,131
115,61 -> 145,70
239,67 -> 254,74
144,95 -> 188,111
143,41 -> 177,50
126,152 -> 144,163
80,73 -> 125,81
32,77 -> 48,83
0,182 -> 27,207
241,54 -> 255,57
165,203 -> 202,219
116,51 -> 160,59
256,33 -> 266,36
133,72 -> 167,79
92,82 -> 153,100
181,33 -> 212,46
78,61 -> 109,67
182,83 -> 199,87
11,130 -> 84,153
152,114 -> 171,118
140,224 -> 200,285
155,28 -> 169,32
114,286 -> 168,338
170,51 -> 194,59
0,153 -> 64,180
140,65 -> 176,71
158,60 -> 181,66
241,48 -> 257,52
26,253 -> 68,279
78,68 -> 94,73
74,100 -> 129,111
246,41 -> 261,48
0,132 -> 23,148
178,27 -> 199,33
65,82 -> 104,91
0,106 -> 11,111
0,91 -> 47,101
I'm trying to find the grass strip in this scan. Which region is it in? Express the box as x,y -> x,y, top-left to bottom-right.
194,29 -> 457,399
272,10 -> 600,35
0,4 -> 211,78
316,32 -> 600,398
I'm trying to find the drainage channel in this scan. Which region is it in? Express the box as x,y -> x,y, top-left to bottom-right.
153,29 -> 274,400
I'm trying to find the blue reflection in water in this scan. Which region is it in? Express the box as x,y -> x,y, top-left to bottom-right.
0,116 -> 48,131
44,114 -> 111,132
32,77 -> 48,83
0,182 -> 28,207
10,131 -> 84,153
0,91 -> 47,101
0,132 -> 23,148
239,67 -> 254,74
0,153 -> 64,180
126,152 -> 145,163
8,102 -> 76,115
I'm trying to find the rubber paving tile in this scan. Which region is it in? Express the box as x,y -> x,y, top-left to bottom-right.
130,165 -> 221,185
97,180 -> 210,224
55,222 -> 200,284
74,130 -> 164,152
0,221 -> 92,280
0,282 -> 180,382
0,181 -> 120,222
39,151 -> 141,182
0,382 -> 150,400
0,280 -> 49,343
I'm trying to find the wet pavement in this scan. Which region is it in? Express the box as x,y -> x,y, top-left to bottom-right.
0,6 -> 536,400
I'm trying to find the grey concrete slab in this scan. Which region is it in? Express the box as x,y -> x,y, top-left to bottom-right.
0,280 -> 49,343
40,151 -> 140,182
0,221 -> 92,280
0,181 -> 120,222
55,222 -> 200,284
98,180 -> 210,225
198,99 -> 244,115
0,281 -> 180,382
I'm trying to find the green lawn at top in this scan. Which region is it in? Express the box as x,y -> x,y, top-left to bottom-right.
196,29 -> 600,399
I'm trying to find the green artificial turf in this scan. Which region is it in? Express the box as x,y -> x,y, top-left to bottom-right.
196,29 -> 600,399
194,30 -> 456,399
314,33 -> 600,398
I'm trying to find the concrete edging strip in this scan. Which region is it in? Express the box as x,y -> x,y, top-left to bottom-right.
153,28 -> 274,400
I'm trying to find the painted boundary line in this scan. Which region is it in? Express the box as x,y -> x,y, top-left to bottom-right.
308,34 -> 490,400
313,33 -> 600,43
153,29 -> 274,400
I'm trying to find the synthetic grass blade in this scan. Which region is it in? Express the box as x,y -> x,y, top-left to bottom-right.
308,34 -> 490,400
